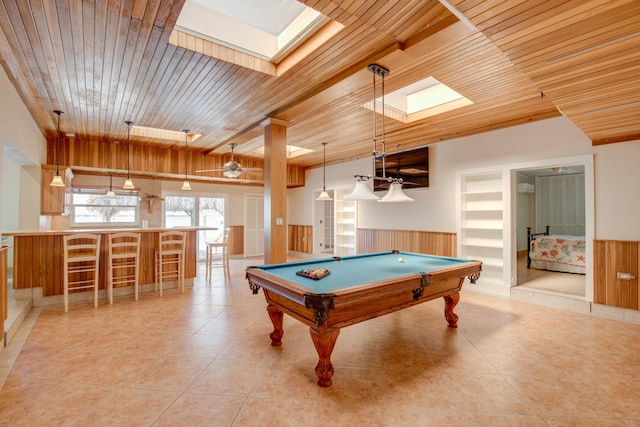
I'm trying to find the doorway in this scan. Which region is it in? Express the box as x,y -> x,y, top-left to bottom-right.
512,158 -> 592,299
313,189 -> 334,255
244,194 -> 264,257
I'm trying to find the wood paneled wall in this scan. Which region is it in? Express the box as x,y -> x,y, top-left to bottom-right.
228,226 -> 244,256
11,230 -> 197,297
48,138 -> 305,187
288,225 -> 313,254
357,229 -> 457,258
594,240 -> 639,310
1,246 -> 8,337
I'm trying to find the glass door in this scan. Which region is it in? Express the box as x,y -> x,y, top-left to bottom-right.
199,197 -> 225,261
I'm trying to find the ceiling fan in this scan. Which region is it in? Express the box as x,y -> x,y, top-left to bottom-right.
195,143 -> 262,178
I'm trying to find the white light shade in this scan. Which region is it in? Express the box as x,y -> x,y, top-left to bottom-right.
378,182 -> 414,203
181,179 -> 192,191
50,174 -> 65,187
345,179 -> 380,200
123,178 -> 135,189
105,190 -> 116,198
316,190 -> 332,201
223,169 -> 242,178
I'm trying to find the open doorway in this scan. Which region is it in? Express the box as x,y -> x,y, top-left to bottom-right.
514,163 -> 588,297
313,189 -> 334,255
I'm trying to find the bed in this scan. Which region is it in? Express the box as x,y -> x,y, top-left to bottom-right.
527,226 -> 586,274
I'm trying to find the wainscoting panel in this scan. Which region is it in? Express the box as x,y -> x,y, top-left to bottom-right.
288,225 -> 313,254
228,226 -> 244,256
356,229 -> 457,257
594,239 -> 639,309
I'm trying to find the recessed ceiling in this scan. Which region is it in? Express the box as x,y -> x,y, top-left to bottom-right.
177,0 -> 321,59
377,76 -> 473,122
191,0 -> 306,35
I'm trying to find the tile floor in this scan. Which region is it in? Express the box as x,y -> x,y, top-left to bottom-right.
0,257 -> 639,426
516,257 -> 586,297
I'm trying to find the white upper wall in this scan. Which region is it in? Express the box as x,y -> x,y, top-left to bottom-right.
298,116 -> 640,241
0,66 -> 46,167
593,140 -> 640,238
1,66 -> 47,237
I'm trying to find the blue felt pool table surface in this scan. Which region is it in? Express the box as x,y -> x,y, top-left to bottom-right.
254,251 -> 474,294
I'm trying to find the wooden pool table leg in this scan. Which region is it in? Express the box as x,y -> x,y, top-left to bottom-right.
310,328 -> 340,387
443,292 -> 460,328
266,304 -> 284,346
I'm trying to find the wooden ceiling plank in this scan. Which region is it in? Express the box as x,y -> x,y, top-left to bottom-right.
0,2 -> 52,131
492,2 -> 640,58
129,42 -> 179,133
91,0 -> 107,143
115,1 -> 165,135
121,25 -> 166,130
103,0 -> 134,141
3,0 -> 60,123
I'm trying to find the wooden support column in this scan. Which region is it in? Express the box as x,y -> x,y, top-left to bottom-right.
262,118 -> 288,264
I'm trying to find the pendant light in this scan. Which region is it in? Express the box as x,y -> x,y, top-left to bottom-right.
181,129 -> 192,191
316,142 -> 332,201
345,64 -> 413,202
105,172 -> 116,197
50,110 -> 65,187
123,120 -> 135,189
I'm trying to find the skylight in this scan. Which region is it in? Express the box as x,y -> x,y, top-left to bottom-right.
130,126 -> 201,143
252,144 -> 313,159
176,0 -> 323,61
368,77 -> 473,122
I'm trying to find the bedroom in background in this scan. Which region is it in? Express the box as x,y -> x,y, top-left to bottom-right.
515,164 -> 586,297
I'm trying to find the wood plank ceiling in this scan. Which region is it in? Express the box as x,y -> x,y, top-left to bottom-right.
0,0 -> 637,178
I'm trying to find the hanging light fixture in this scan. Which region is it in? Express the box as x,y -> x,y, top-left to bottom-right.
50,110 -> 65,187
345,64 -> 414,203
181,129 -> 192,191
123,120 -> 135,189
105,172 -> 116,197
316,142 -> 332,201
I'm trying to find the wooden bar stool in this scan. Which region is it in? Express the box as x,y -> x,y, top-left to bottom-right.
206,227 -> 230,281
107,232 -> 141,303
155,231 -> 186,296
63,233 -> 101,312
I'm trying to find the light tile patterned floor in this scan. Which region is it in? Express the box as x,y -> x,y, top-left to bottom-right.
516,257 -> 586,296
0,257 -> 639,426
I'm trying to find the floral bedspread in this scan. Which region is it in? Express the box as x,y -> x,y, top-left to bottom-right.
530,235 -> 586,267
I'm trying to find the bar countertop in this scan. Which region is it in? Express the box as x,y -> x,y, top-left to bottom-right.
2,226 -> 215,237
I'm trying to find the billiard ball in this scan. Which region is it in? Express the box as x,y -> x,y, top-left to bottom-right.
398,257 -> 404,263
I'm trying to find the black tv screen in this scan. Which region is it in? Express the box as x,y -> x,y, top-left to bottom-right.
374,146 -> 429,191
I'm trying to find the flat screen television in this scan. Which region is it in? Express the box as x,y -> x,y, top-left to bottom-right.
374,146 -> 429,191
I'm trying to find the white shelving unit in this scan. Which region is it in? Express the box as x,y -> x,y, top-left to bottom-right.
459,171 -> 509,295
334,188 -> 357,257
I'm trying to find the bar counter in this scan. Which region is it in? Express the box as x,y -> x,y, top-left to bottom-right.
2,227 -> 211,297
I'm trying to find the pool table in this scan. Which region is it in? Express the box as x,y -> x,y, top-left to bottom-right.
245,250 -> 482,387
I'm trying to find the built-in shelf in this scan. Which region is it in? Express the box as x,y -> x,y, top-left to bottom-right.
462,224 -> 504,230
459,170 -> 507,290
335,188 -> 357,257
462,239 -> 502,249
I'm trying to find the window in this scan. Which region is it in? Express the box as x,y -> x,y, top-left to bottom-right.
70,189 -> 139,226
164,195 -> 196,228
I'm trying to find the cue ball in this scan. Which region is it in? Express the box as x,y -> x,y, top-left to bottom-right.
398,257 -> 404,263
